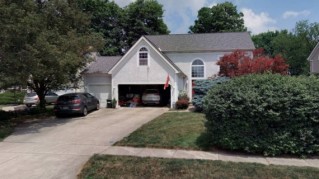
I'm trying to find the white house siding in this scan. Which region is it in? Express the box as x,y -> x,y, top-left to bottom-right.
111,39 -> 180,107
83,74 -> 112,107
166,52 -> 225,99
310,49 -> 319,73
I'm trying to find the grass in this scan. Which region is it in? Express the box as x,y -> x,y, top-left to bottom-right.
0,91 -> 25,105
79,155 -> 319,179
115,112 -> 208,150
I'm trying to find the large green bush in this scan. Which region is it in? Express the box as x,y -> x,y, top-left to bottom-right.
192,77 -> 229,111
204,74 -> 319,156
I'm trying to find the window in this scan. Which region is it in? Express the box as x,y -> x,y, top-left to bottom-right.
139,47 -> 148,66
192,59 -> 204,78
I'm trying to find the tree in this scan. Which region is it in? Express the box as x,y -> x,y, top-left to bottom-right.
252,31 -> 282,57
253,21 -> 319,75
189,2 -> 247,33
0,0 -> 104,108
78,0 -> 124,56
123,0 -> 169,51
217,49 -> 288,77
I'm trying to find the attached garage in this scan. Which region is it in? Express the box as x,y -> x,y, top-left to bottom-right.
86,84 -> 111,108
118,84 -> 171,107
82,56 -> 121,108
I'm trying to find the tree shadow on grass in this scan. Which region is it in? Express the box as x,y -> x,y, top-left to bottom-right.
195,131 -> 212,150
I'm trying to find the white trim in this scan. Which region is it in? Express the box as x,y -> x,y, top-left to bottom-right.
137,46 -> 150,67
115,82 -> 169,85
109,36 -> 180,74
190,58 -> 206,80
308,42 -> 319,61
87,83 -> 111,86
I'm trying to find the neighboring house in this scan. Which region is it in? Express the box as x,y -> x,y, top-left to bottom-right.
82,32 -> 255,108
308,42 -> 319,73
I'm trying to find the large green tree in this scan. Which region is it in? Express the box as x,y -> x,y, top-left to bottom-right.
0,0 -> 104,108
123,0 -> 169,51
78,0 -> 124,56
253,20 -> 319,75
189,2 -> 247,33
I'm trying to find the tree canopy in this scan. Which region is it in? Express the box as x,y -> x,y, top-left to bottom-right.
78,0 -> 124,56
0,0 -> 104,108
123,0 -> 169,51
78,0 -> 169,55
189,2 -> 247,33
253,20 -> 319,75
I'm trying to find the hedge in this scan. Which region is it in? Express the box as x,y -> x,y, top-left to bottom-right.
203,74 -> 319,156
192,77 -> 229,111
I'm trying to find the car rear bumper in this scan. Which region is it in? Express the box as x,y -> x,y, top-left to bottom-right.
54,106 -> 82,115
142,100 -> 160,104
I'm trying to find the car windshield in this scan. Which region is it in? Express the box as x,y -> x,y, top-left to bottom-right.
58,95 -> 79,101
26,93 -> 37,97
145,89 -> 158,93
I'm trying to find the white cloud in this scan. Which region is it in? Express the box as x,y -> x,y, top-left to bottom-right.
282,10 -> 311,19
242,8 -> 277,34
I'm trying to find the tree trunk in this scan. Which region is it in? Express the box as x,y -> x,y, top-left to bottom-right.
37,92 -> 46,109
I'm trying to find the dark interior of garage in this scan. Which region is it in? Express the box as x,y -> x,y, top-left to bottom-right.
118,85 -> 170,107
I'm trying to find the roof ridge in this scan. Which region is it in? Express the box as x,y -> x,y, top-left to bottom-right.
145,32 -> 250,37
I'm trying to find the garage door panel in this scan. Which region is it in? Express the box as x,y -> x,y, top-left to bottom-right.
87,85 -> 111,108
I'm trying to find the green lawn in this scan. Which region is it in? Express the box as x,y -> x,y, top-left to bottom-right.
79,155 -> 319,179
0,91 -> 25,105
115,112 -> 208,150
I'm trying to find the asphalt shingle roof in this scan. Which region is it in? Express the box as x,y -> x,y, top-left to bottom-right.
145,32 -> 255,52
84,56 -> 121,74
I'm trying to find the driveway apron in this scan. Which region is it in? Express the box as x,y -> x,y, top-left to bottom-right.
0,108 -> 167,179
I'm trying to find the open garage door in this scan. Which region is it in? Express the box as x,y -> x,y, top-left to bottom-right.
87,84 -> 111,107
118,85 -> 170,107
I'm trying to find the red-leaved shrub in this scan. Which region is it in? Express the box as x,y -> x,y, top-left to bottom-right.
217,48 -> 289,77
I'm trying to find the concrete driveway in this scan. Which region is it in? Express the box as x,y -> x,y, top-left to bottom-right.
0,108 -> 167,179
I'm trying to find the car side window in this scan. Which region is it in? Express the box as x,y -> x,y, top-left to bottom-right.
86,93 -> 94,98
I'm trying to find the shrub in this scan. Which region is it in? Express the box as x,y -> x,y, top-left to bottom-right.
204,74 -> 319,156
175,99 -> 189,110
0,110 -> 12,121
178,90 -> 189,101
192,77 -> 230,111
217,49 -> 289,77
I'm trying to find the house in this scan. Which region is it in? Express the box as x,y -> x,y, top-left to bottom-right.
308,42 -> 319,73
82,32 -> 255,108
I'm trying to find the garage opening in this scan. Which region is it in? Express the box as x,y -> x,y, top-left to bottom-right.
118,85 -> 170,107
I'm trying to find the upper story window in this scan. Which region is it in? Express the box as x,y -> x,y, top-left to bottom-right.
139,47 -> 148,66
192,59 -> 204,78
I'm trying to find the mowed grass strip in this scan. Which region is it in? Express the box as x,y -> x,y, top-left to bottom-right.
79,155 -> 319,179
115,112 -> 206,150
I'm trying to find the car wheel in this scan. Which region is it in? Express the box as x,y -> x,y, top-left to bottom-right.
82,107 -> 88,116
95,103 -> 100,110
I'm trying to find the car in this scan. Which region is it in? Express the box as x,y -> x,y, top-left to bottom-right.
23,92 -> 59,107
142,89 -> 161,105
54,92 -> 99,117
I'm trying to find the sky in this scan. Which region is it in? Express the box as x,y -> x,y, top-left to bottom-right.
113,0 -> 319,35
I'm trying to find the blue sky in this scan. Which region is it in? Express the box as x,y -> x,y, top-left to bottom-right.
113,0 -> 319,34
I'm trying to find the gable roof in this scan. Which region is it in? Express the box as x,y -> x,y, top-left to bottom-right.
145,32 -> 255,52
84,56 -> 122,74
308,42 -> 319,61
109,37 -> 184,75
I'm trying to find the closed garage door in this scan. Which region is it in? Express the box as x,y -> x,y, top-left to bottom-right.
87,84 -> 111,107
